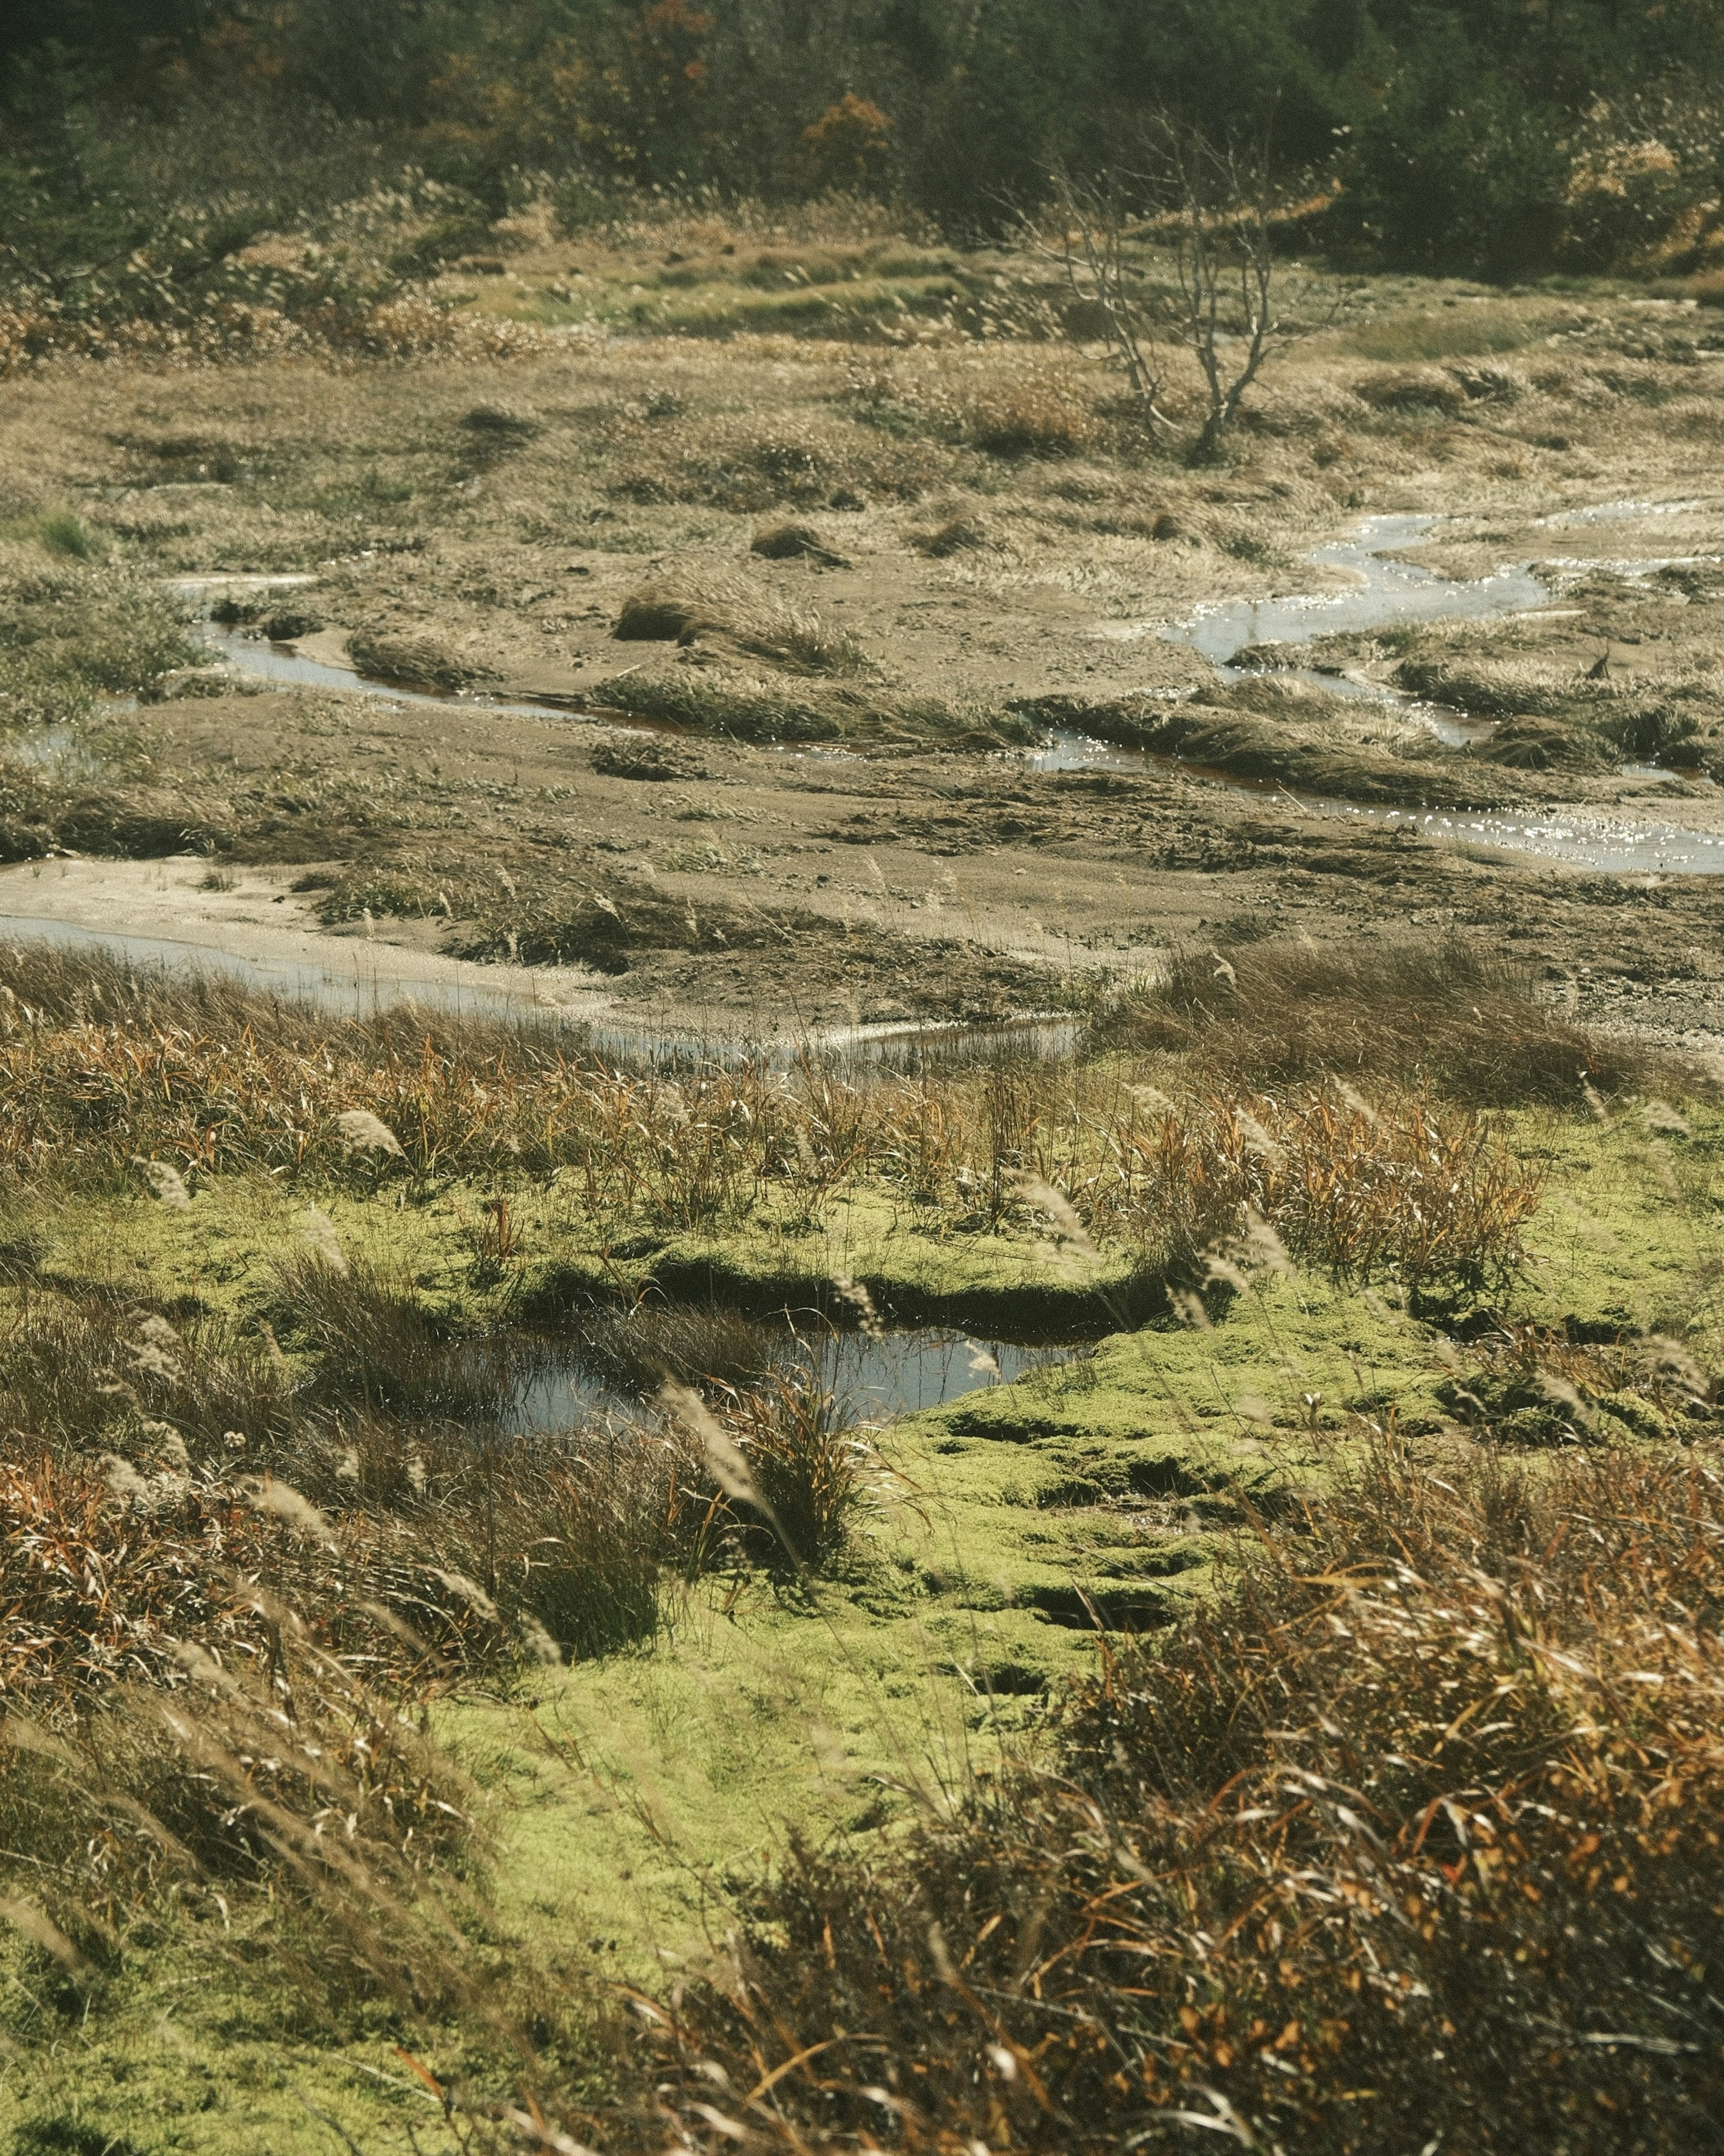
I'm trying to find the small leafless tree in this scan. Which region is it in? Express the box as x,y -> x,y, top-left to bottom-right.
1040,119 -> 1293,463
1043,169 -> 1172,424
1157,120 -> 1284,462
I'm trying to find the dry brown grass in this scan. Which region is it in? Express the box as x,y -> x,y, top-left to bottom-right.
0,1437 -> 479,1908
0,939 -> 1578,1296
750,519 -> 850,566
613,573 -> 867,675
642,1439 -> 1724,2152
1131,1085 -> 1544,1292
0,292 -> 558,378
343,623 -> 502,692
1102,936 -> 1649,1106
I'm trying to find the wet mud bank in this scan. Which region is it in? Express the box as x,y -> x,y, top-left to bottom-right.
535,1247 -> 1162,1339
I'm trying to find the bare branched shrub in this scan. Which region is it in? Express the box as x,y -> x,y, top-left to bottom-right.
1042,170 -> 1171,419
1045,121 -> 1299,459
1156,120 -> 1289,461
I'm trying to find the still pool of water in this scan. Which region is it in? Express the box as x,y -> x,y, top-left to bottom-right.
501,1327 -> 1069,1435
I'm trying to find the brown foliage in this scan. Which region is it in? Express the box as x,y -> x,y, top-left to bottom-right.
1104,936 -> 1647,1106
0,1454 -> 269,1710
646,1442 -> 1724,2152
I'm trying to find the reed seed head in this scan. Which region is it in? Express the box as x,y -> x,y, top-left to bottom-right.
333,1108 -> 405,1157
299,1206 -> 349,1274
132,1155 -> 192,1208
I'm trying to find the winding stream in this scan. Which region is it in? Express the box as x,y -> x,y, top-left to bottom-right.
1175,512 -> 1548,664
1034,507 -> 1724,873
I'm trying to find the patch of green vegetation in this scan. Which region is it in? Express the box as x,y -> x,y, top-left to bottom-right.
444,1141 -> 1724,1989
453,1578 -> 1024,1984
28,509 -> 101,561
0,1924 -> 425,2155
1,903 -> 1719,2147
25,1176 -> 1158,1345
1338,301 -> 1542,363
439,1230 -> 1682,1988
1510,1101 -> 1724,1347
442,1270 -> 1423,1977
0,546 -> 202,730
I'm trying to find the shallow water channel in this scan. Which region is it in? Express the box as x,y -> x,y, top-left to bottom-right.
1031,507 -> 1724,873
7,515 -> 1721,1041
190,521 -> 1724,878
1047,510 -> 1551,755
0,908 -> 1078,1065
180,523 -> 1724,882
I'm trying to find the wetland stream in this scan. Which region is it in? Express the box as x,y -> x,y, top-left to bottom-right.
194,513 -> 1724,881
4,503 -> 1721,1056
1035,506 -> 1724,872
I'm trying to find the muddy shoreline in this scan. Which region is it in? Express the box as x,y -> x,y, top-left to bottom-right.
4,340 -> 1724,1052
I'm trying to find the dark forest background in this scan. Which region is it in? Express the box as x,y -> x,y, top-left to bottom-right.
3,0 -> 1722,326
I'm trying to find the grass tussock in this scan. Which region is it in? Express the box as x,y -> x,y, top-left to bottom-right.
1100,936 -> 1646,1106
596,663 -> 1035,747
1141,1085 -> 1544,1293
343,624 -> 501,693
612,574 -> 867,676
750,520 -> 850,566
704,1366 -> 877,1572
646,1439 -> 1724,2152
1394,648 -> 1710,770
